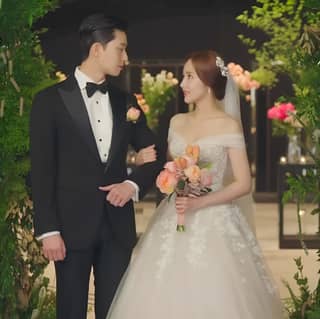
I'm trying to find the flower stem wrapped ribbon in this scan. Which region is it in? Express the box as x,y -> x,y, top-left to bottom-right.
156,145 -> 213,232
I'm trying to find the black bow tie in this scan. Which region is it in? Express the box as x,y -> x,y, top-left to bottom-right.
85,81 -> 109,97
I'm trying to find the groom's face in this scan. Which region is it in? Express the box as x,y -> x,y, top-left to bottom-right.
96,30 -> 128,76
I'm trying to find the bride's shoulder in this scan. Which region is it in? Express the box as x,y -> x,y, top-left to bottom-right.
169,113 -> 188,128
215,115 -> 242,135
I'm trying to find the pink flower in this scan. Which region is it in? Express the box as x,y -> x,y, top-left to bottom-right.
267,102 -> 296,121
200,168 -> 213,187
227,62 -> 260,91
126,107 -> 141,122
164,161 -> 177,174
227,62 -> 244,76
156,169 -> 178,195
267,106 -> 282,120
278,103 -> 295,120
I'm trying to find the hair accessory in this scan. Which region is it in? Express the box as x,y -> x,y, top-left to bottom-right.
216,56 -> 228,77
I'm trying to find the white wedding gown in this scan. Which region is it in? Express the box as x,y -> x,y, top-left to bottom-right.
106,131 -> 284,319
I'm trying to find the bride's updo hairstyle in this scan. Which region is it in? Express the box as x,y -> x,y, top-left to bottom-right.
185,50 -> 228,101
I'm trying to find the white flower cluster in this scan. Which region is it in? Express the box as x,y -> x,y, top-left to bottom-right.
140,69 -> 179,129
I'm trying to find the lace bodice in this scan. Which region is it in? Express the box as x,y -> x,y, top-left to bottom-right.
168,128 -> 246,192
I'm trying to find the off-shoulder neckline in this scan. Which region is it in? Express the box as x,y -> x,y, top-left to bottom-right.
169,129 -> 243,145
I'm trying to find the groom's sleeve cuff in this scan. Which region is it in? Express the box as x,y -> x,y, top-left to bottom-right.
124,180 -> 139,202
37,231 -> 60,241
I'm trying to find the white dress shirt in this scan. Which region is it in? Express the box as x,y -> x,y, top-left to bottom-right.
75,67 -> 113,163
37,67 -> 139,240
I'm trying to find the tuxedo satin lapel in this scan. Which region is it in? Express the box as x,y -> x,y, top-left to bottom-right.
58,77 -> 101,163
104,88 -> 125,173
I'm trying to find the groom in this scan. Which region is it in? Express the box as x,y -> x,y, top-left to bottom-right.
30,14 -> 164,319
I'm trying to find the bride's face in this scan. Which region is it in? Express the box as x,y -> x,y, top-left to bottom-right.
180,59 -> 208,105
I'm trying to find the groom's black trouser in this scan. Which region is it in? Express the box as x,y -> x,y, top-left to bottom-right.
54,215 -> 132,319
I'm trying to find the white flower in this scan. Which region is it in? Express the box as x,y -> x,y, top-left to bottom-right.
313,129 -> 320,141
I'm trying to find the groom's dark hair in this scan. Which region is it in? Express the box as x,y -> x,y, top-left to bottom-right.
79,13 -> 128,61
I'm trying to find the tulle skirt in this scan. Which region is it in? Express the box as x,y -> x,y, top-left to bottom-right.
106,199 -> 284,319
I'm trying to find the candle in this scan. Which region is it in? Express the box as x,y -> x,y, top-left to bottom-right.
0,100 -> 4,118
0,52 -> 6,64
280,156 -> 287,164
19,97 -> 24,116
250,87 -> 256,108
299,156 -> 306,164
8,60 -> 13,75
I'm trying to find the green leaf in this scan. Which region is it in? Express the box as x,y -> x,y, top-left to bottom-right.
311,208 -> 320,215
176,180 -> 186,191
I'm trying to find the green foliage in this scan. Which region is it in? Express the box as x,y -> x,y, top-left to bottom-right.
238,1 -> 320,318
291,50 -> 320,130
0,0 -> 59,317
271,120 -> 299,137
250,67 -> 277,87
237,0 -> 305,87
283,255 -> 320,319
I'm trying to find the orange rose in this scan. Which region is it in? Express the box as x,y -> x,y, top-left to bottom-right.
185,145 -> 200,161
174,156 -> 188,170
156,169 -> 178,195
141,103 -> 150,114
184,165 -> 201,183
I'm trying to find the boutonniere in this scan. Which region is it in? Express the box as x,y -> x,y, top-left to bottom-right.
126,106 -> 141,123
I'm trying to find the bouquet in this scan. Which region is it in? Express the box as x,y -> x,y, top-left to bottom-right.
156,144 -> 213,232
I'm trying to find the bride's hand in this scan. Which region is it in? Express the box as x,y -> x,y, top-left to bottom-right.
175,195 -> 201,214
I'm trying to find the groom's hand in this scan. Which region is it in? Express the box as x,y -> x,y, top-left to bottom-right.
42,234 -> 66,261
99,182 -> 135,207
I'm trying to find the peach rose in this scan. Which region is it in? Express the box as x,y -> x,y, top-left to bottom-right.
171,78 -> 179,85
166,72 -> 174,79
184,165 -> 201,183
134,93 -> 143,100
126,107 -> 141,122
141,103 -> 150,114
156,169 -> 178,195
174,156 -> 188,170
185,144 -> 200,162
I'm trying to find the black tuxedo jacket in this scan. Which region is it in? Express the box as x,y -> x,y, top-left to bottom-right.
30,76 -> 165,250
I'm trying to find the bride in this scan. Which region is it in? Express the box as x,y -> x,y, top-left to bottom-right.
106,50 -> 284,318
